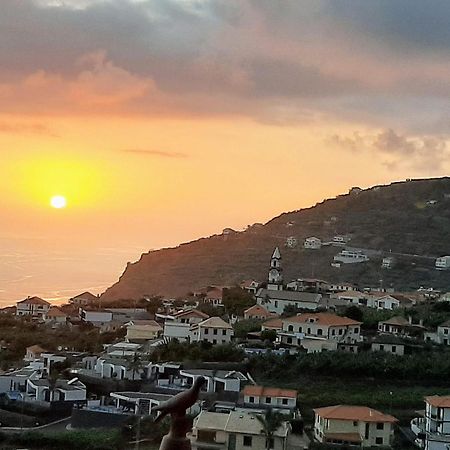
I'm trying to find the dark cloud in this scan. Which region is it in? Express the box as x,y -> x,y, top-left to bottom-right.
121,149 -> 187,159
1,0 -> 450,131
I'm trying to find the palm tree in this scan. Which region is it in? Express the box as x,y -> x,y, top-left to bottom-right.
255,408 -> 285,450
128,353 -> 143,381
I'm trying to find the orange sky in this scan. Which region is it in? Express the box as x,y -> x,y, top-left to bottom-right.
1,0 -> 449,304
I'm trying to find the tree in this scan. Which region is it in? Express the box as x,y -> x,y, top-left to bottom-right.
222,287 -> 255,316
127,354 -> 143,381
343,305 -> 364,322
261,329 -> 277,343
254,408 -> 285,450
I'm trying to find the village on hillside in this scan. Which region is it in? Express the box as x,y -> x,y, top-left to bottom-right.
1,247 -> 450,449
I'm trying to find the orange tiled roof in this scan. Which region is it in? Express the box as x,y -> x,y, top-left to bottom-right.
46,307 -> 67,318
314,405 -> 397,423
426,396 -> 450,408
174,309 -> 209,319
243,385 -> 297,399
17,296 -> 50,306
284,312 -> 361,326
26,344 -> 47,353
244,304 -> 271,317
263,318 -> 282,329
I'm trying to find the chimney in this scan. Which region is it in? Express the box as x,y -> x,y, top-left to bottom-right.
408,316 -> 412,324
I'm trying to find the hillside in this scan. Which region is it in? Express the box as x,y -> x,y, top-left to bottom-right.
101,177 -> 450,300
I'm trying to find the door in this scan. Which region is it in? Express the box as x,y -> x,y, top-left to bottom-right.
228,434 -> 236,450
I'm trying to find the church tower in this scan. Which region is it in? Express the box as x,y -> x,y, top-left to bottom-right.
267,247 -> 283,291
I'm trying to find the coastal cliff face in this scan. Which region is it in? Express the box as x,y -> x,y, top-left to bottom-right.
101,178 -> 450,301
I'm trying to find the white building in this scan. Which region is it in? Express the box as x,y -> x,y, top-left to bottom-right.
334,250 -> 369,264
267,247 -> 283,291
279,313 -> 362,351
424,321 -> 450,346
44,306 -> 68,325
190,317 -> 234,344
242,385 -> 297,414
286,236 -> 298,248
26,377 -> 86,403
79,308 -> 113,326
256,289 -> 321,315
382,257 -> 395,269
191,410 -> 291,450
314,405 -> 397,447
423,396 -> 450,450
164,309 -> 210,342
16,296 -> 51,318
304,237 -> 322,249
69,292 -> 99,307
435,256 -> 450,270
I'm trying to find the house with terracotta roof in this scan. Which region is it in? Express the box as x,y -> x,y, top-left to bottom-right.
163,309 -> 210,342
261,317 -> 283,332
378,316 -> 424,337
243,304 -> 273,320
240,279 -> 260,294
278,313 -> 362,352
190,317 -> 234,344
69,291 -> 99,307
16,296 -> 51,318
242,385 -> 297,414
44,306 -> 68,325
204,287 -> 224,306
421,396 -> 450,450
256,289 -> 322,314
314,405 -> 398,447
191,410 -> 292,450
125,320 -> 162,342
24,345 -> 48,362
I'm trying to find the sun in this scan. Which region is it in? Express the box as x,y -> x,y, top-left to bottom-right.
50,195 -> 67,209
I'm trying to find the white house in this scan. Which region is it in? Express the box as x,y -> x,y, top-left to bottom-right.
191,410 -> 291,450
125,320 -> 162,342
44,306 -> 68,325
189,317 -> 234,344
436,256 -> 450,270
242,385 -> 297,414
424,321 -> 450,346
69,292 -> 99,307
286,236 -> 298,248
16,296 -> 51,318
334,250 -> 369,264
382,257 -> 395,269
256,289 -> 321,314
279,313 -> 362,350
79,308 -> 113,326
26,377 -> 86,403
164,309 -> 210,342
422,396 -> 450,450
0,368 -> 42,393
314,405 -> 398,447
304,237 -> 322,249
367,294 -> 411,310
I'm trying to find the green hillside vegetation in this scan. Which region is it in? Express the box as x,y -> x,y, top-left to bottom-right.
101,178 -> 450,301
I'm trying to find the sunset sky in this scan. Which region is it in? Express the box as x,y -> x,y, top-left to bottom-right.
1,0 -> 449,304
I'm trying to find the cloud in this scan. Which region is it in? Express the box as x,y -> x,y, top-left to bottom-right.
1,0 -> 450,130
330,129 -> 450,171
0,121 -> 57,136
121,149 -> 187,158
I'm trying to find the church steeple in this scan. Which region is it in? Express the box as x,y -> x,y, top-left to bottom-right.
267,247 -> 283,291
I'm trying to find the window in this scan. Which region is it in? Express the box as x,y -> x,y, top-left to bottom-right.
380,345 -> 384,351
354,327 -> 359,333
307,328 -> 311,334
391,346 -> 396,353
331,329 -> 336,336
377,423 -> 384,430
243,436 -> 252,447
298,327 -> 302,333
222,329 -> 226,335
212,339 -> 217,344
213,329 -> 218,335
267,437 -> 275,449
365,423 -> 369,439
249,396 -> 255,403
204,328 -> 209,334
287,337 -> 292,344
288,325 -> 294,332
353,421 -> 358,426
376,437 -> 383,445
444,329 -> 449,335
317,328 -> 323,336
274,301 -> 278,308
282,398 -> 288,405
338,329 -> 343,335
265,397 -> 271,404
